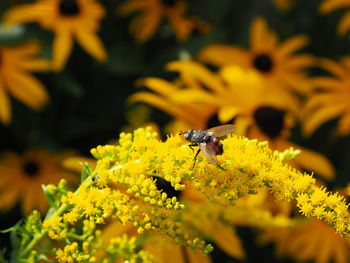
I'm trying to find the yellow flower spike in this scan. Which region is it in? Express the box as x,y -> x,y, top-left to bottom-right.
88,127 -> 350,242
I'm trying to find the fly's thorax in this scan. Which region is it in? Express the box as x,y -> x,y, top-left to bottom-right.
188,130 -> 208,143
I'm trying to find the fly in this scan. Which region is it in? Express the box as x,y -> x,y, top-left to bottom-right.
180,124 -> 235,169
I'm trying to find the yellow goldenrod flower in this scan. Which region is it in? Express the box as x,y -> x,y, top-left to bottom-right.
303,57 -> 350,136
4,0 -> 107,71
90,127 -> 349,237
118,0 -> 210,42
259,219 -> 350,263
319,0 -> 350,35
198,17 -> 315,96
130,61 -> 335,180
272,0 -> 296,12
0,41 -> 50,124
0,149 -> 76,214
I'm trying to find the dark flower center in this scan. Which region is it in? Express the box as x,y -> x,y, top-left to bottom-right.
154,177 -> 181,199
253,106 -> 285,139
23,161 -> 40,178
59,0 -> 80,16
253,54 -> 274,73
162,0 -> 177,7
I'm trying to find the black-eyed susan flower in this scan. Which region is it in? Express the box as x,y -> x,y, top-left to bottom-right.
259,219 -> 350,263
4,0 -> 107,71
302,57 -> 350,136
0,149 -> 76,214
0,41 -> 50,125
198,17 -> 315,96
118,0 -> 210,42
319,0 -> 350,35
130,61 -> 335,180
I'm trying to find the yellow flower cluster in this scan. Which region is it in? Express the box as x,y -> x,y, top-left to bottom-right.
105,235 -> 157,263
89,127 -> 350,239
56,242 -> 95,263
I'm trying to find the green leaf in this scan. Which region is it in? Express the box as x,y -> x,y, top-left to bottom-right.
80,162 -> 92,183
42,185 -> 56,209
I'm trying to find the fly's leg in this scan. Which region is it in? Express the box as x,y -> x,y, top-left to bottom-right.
191,148 -> 201,169
189,143 -> 197,153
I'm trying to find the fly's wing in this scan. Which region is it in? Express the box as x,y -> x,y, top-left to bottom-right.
206,124 -> 236,137
199,143 -> 218,165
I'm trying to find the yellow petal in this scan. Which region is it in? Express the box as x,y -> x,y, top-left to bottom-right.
118,0 -> 147,15
167,3 -> 193,41
319,58 -> 348,78
130,11 -> 162,42
234,116 -> 252,136
0,184 -> 20,210
283,55 -> 315,69
337,112 -> 350,135
218,106 -> 239,123
250,17 -> 277,51
4,70 -> 49,109
303,94 -> 342,118
10,41 -> 41,56
277,35 -> 309,58
273,0 -> 295,11
213,227 -> 245,259
286,142 -> 335,180
3,4 -> 40,26
185,247 -> 211,263
0,81 -> 11,124
167,61 -> 225,94
74,27 -> 107,62
197,44 -> 248,67
137,77 -> 179,96
337,10 -> 350,35
302,104 -> 346,136
311,77 -> 344,91
128,92 -> 198,125
319,0 -> 350,14
144,240 -> 185,263
52,28 -> 74,71
62,156 -> 96,173
250,17 -> 267,50
170,89 -> 225,105
18,59 -> 52,72
21,185 -> 35,215
102,222 -> 135,242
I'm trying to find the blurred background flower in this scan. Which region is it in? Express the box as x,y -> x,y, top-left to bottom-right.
4,0 -> 107,71
0,149 -> 76,214
303,57 -> 350,136
118,0 -> 210,42
0,41 -> 49,124
1,0 -> 350,262
319,0 -> 350,35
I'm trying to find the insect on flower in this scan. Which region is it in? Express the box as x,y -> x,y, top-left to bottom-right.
180,124 -> 235,169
